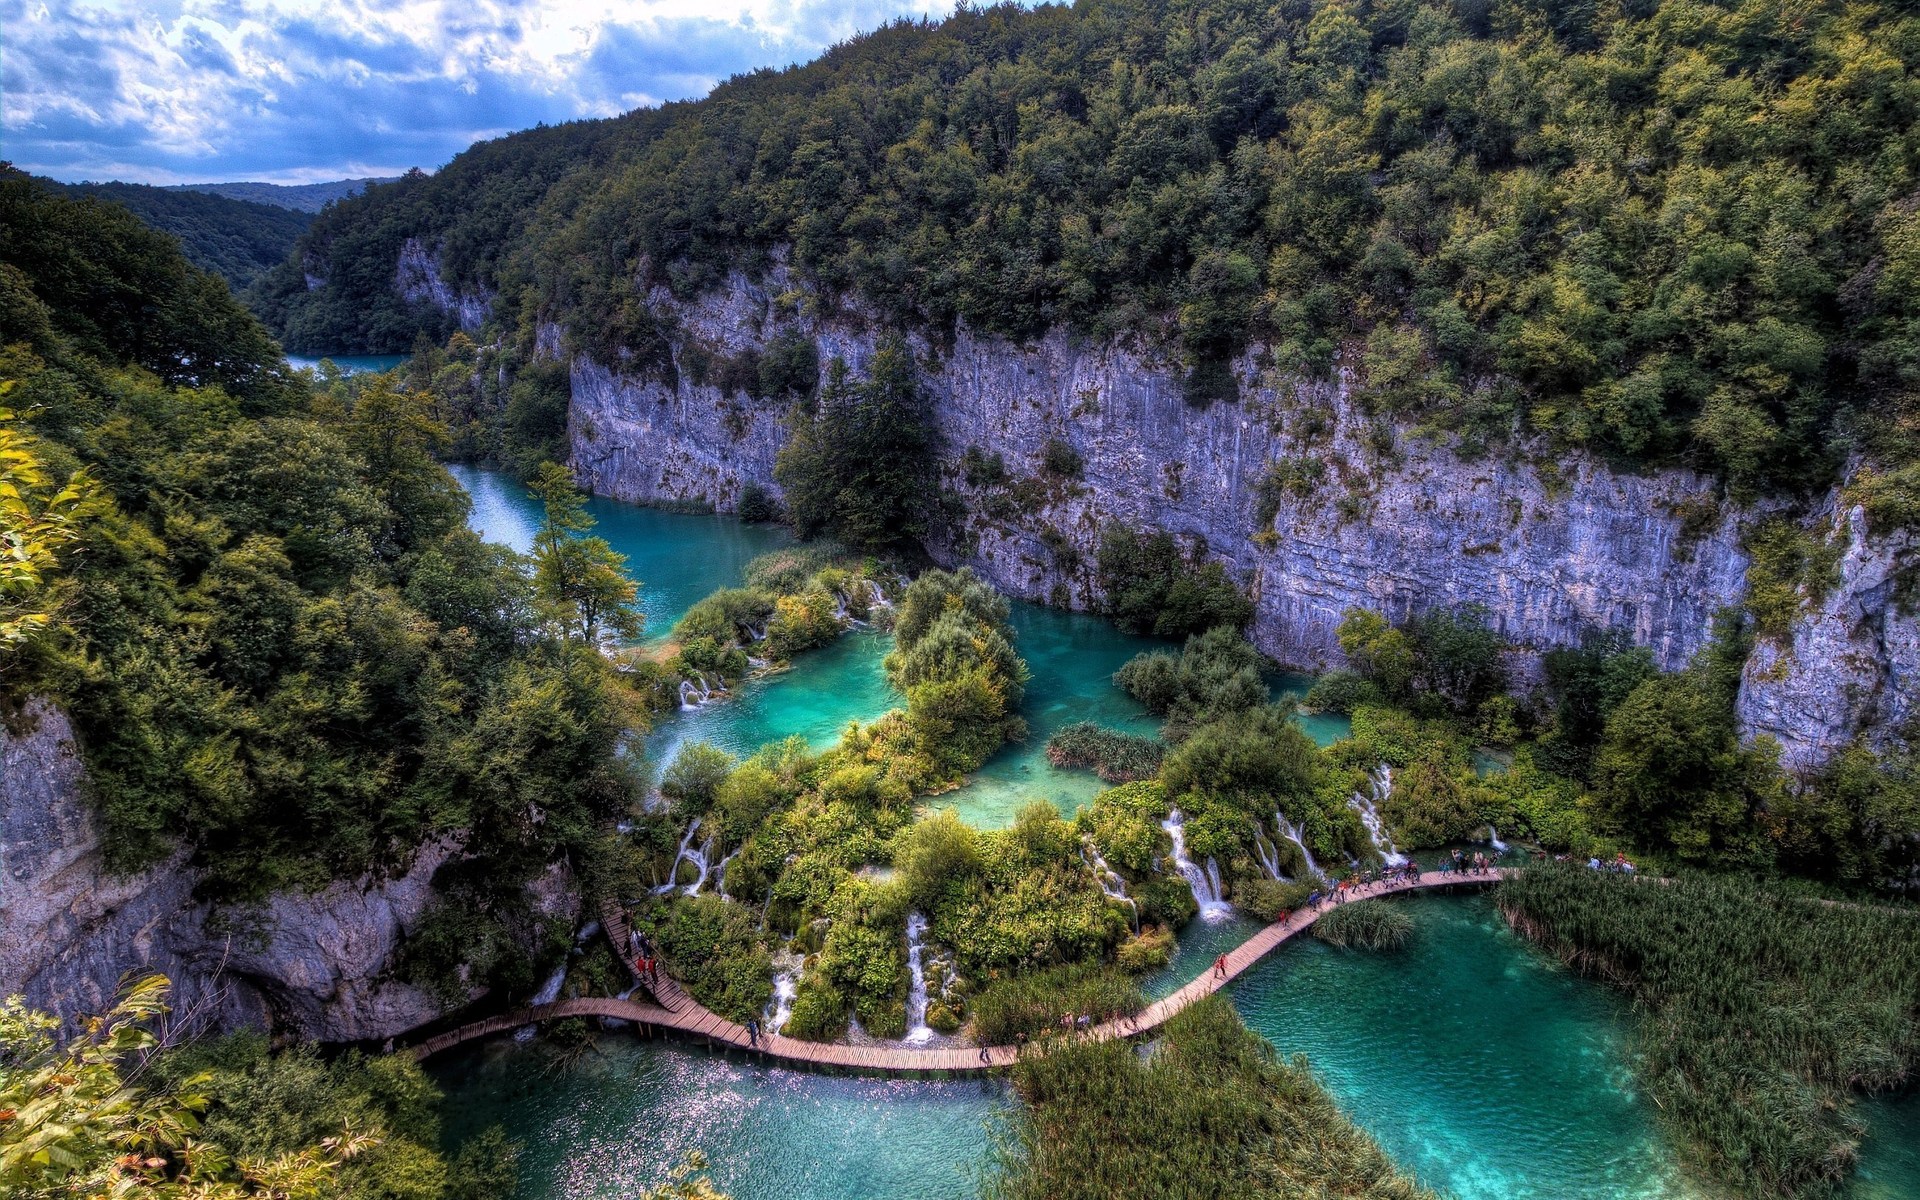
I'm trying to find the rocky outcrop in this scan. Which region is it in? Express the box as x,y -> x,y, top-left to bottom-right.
565,269 -> 1914,768
0,701 -> 545,1040
1736,508 -> 1920,770
395,237 -> 491,332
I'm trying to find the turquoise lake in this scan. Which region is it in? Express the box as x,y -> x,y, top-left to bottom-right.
286,352 -> 411,375
438,464 -> 1919,1200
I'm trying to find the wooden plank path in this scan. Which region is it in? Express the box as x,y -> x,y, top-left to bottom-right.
414,870 -> 1510,1074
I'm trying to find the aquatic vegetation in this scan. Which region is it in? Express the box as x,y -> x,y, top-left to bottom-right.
1312,900 -> 1415,952
1114,625 -> 1269,741
990,996 -> 1434,1200
1498,865 -> 1920,1199
1043,721 -> 1164,782
966,962 -> 1144,1047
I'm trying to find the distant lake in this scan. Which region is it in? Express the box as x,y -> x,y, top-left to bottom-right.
286,353 -> 409,375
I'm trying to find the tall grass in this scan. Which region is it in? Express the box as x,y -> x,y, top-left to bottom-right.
1044,722 -> 1164,782
987,996 -> 1434,1200
1497,865 -> 1920,1199
967,962 -> 1144,1046
1313,899 -> 1414,950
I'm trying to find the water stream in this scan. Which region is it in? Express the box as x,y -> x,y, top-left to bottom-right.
1349,764 -> 1407,866
1160,808 -> 1233,922
902,913 -> 935,1046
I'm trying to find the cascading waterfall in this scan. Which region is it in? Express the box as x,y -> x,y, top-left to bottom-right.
1081,839 -> 1139,931
1252,828 -> 1283,881
903,912 -> 936,1045
765,946 -> 803,1034
515,960 -> 570,1040
866,579 -> 894,611
1348,764 -> 1408,866
1485,826 -> 1510,854
1275,812 -> 1327,882
712,847 -> 741,898
677,672 -> 724,711
652,819 -> 707,894
1162,809 -> 1233,921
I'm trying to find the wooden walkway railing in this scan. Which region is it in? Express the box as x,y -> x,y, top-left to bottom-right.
414,869 -> 1509,1074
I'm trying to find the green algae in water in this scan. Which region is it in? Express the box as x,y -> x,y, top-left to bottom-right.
429,1036 -> 1005,1200
1229,891 -> 1699,1199
449,463 -> 793,641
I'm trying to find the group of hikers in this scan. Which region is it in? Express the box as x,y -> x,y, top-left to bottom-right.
628,930 -> 662,990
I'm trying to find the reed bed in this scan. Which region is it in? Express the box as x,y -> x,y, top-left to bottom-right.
1312,899 -> 1415,951
1497,865 -> 1920,1199
987,997 -> 1434,1200
1044,722 -> 1165,783
967,963 -> 1144,1046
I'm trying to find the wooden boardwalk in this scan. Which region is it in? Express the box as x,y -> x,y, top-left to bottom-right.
414,870 -> 1510,1074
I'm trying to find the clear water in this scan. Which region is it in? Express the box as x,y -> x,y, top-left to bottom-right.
1230,892 -> 1698,1199
286,352 -> 410,375
449,463 -> 794,642
429,1038 -> 1005,1200
1851,1092 -> 1920,1200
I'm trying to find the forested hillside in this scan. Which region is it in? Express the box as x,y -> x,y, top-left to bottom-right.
0,175 -> 640,996
171,177 -> 395,213
264,0 -> 1920,509
44,174 -> 313,292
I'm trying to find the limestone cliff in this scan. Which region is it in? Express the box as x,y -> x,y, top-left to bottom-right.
0,701 -> 570,1039
565,269 -> 1916,768
394,237 -> 492,333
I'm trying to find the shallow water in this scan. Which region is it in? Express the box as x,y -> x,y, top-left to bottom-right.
1231,891 -> 1698,1199
430,1037 -> 1005,1200
449,463 -> 793,642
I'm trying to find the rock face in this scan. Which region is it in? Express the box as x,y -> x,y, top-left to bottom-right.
0,701 -> 502,1040
567,270 -> 1915,767
394,237 -> 492,332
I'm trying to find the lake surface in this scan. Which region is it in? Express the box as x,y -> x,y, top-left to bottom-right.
286,352 -> 410,375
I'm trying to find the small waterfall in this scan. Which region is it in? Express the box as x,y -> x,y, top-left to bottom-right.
866,579 -> 894,611
1275,812 -> 1327,882
765,947 -> 803,1034
746,654 -> 771,670
1486,825 -> 1510,854
744,621 -> 768,642
1252,827 -> 1283,881
1161,809 -> 1233,921
903,912 -> 936,1045
1081,839 -> 1139,931
831,591 -> 853,624
1347,765 -> 1407,866
712,846 -> 740,898
652,819 -> 708,894
515,960 -> 569,1040
677,672 -> 723,711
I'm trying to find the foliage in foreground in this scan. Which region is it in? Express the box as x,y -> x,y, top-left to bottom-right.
1497,866 -> 1920,1200
990,996 -> 1434,1200
0,976 -> 515,1200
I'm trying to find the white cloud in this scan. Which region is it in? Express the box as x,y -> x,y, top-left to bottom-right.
1,0 -> 979,183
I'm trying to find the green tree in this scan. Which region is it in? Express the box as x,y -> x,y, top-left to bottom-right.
527,462 -> 641,645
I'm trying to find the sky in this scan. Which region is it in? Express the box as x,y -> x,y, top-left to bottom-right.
2,0 -> 978,185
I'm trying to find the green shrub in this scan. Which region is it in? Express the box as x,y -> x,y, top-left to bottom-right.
1096,525 -> 1252,638
635,895 -> 773,1024
1115,625 -> 1268,739
967,962 -> 1143,1046
1234,878 -> 1313,923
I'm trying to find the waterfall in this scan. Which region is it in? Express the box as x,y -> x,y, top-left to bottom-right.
1161,809 -> 1233,921
1081,839 -> 1139,931
1347,765 -> 1407,866
831,591 -> 853,624
866,579 -> 894,611
903,912 -> 936,1045
1275,812 -> 1327,882
765,947 -> 803,1034
712,846 -> 740,898
651,819 -> 707,894
515,960 -> 569,1040
1486,825 -> 1510,854
744,621 -> 768,642
677,672 -> 723,711
1252,827 -> 1283,881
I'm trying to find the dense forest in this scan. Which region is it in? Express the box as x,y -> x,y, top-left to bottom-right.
171,177 -> 394,214
37,173 -> 314,293
0,174 -> 642,998
264,0 -> 1920,511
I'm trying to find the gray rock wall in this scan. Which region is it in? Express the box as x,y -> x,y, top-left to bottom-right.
565,272 -> 1915,768
395,237 -> 492,332
0,701 -> 493,1040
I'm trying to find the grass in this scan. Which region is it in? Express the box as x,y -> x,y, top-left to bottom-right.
966,962 -> 1144,1046
1497,865 -> 1920,1199
987,996 -> 1435,1200
1045,721 -> 1165,783
1312,899 -> 1415,951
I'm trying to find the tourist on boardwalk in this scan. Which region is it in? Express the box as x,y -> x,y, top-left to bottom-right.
1213,953 -> 1229,979
746,1017 -> 761,1047
979,1045 -> 992,1064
